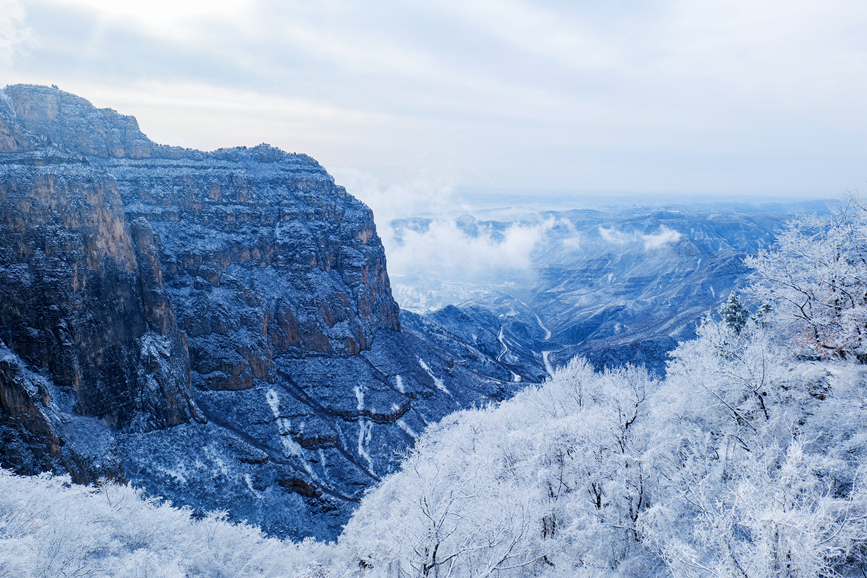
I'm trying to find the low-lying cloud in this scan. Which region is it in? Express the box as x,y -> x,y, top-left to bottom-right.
332,168 -> 462,225
641,226 -> 682,250
598,226 -> 630,245
384,218 -> 553,280
597,225 -> 682,251
334,170 -> 557,280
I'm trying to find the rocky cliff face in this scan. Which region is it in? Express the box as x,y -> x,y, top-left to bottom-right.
0,85 -> 515,539
110,145 -> 400,389
0,150 -> 196,432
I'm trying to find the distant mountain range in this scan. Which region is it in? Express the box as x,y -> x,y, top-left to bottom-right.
389,202 -> 828,377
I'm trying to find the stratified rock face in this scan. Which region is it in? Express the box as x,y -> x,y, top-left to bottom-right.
0,85 -> 512,539
0,148 -> 196,430
3,85 -> 400,389
112,146 -> 400,390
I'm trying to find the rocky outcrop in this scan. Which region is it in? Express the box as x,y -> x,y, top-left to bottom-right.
0,341 -> 60,473
2,85 -> 400,386
2,84 -> 165,159
0,85 -> 516,539
109,144 -> 400,389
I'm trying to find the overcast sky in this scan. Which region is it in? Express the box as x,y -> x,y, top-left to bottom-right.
1,0 -> 865,206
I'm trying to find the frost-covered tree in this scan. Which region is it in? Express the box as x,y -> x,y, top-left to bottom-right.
719,291 -> 750,334
642,307 -> 867,577
747,196 -> 867,361
338,360 -> 660,577
339,407 -> 543,577
0,470 -> 333,577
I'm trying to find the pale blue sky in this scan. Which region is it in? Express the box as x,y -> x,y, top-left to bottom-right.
1,0 -> 865,207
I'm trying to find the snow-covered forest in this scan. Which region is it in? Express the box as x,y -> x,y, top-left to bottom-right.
4,200 -> 867,577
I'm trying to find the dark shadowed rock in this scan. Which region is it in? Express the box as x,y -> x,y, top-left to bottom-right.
0,341 -> 124,484
0,142 -> 196,431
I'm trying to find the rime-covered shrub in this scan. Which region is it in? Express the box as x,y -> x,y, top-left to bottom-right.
747,196 -> 867,361
337,312 -> 867,577
0,470 -> 334,577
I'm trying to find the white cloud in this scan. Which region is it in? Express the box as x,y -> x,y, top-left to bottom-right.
10,0 -> 867,195
332,172 -> 560,279
435,0 -> 620,71
655,0 -> 867,101
641,226 -> 682,250
562,235 -> 581,250
384,218 -> 553,280
330,169 -> 462,225
598,226 -> 630,245
40,0 -> 253,41
597,225 -> 682,250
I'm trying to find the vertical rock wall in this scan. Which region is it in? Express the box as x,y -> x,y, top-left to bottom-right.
0,159 -> 196,430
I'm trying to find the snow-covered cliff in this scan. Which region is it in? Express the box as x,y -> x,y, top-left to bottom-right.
0,85 -> 519,539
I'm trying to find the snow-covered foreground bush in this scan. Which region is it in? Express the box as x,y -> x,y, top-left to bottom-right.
337,314 -> 867,577
747,197 -> 867,361
0,470 -> 334,577
339,359 -> 659,576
